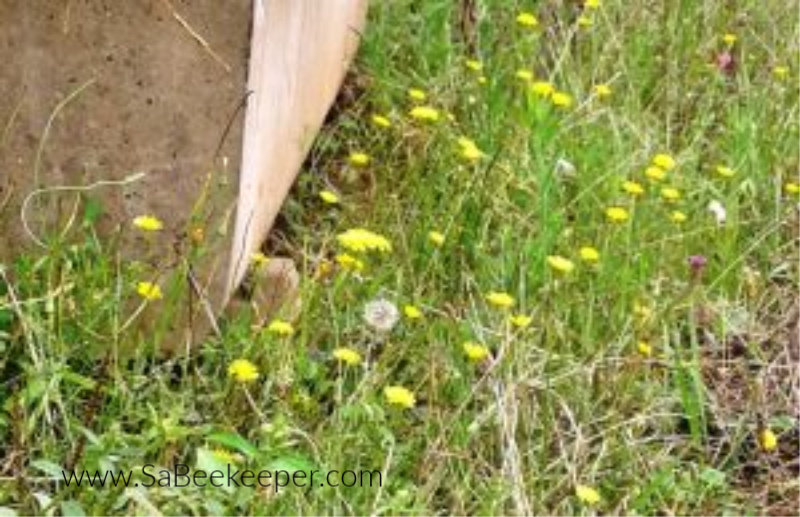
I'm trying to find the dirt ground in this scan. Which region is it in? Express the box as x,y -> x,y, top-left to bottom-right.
0,0 -> 251,338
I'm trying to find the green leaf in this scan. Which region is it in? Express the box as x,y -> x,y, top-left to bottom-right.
83,197 -> 103,225
268,454 -> 317,473
60,500 -> 87,517
206,431 -> 259,458
30,459 -> 64,478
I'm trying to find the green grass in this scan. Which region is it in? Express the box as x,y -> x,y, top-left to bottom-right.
1,0 -> 799,515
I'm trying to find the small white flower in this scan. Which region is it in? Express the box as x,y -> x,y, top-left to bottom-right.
708,200 -> 727,226
363,299 -> 400,333
555,158 -> 576,178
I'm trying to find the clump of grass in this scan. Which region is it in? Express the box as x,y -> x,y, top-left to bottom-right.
1,1 -> 798,515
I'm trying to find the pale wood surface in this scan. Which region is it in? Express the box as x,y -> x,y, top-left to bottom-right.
226,0 -> 368,299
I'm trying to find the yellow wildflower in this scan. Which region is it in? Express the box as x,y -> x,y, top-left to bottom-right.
551,92 -> 573,108
652,153 -> 676,171
486,291 -> 515,309
477,75 -> 488,85
337,228 -> 392,253
384,386 -> 416,409
409,106 -> 440,122
593,84 -> 612,98
715,165 -> 736,178
465,59 -> 483,72
228,359 -> 259,382
408,88 -> 427,101
516,12 -> 539,28
579,246 -> 600,262
349,152 -> 370,167
332,347 -> 362,366
515,69 -> 534,82
267,319 -> 294,336
576,485 -> 601,505
403,305 -> 423,320
212,448 -> 240,465
319,190 -> 340,204
133,215 -> 163,232
722,33 -> 737,46
585,0 -> 602,8
547,255 -> 576,274
773,66 -> 789,80
660,187 -> 681,202
463,341 -> 491,362
785,182 -> 800,195
637,341 -> 653,357
531,81 -> 555,97
645,166 -> 667,181
670,210 -> 688,224
335,253 -> 365,272
606,206 -> 630,223
622,180 -> 645,196
136,281 -> 162,301
371,114 -> 392,128
577,16 -> 593,28
509,314 -> 533,329
759,428 -> 778,452
458,137 -> 484,161
251,252 -> 270,268
428,231 -> 446,247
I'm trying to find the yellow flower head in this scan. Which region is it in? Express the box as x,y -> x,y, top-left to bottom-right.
670,210 -> 688,224
575,485 -> 601,505
531,81 -> 555,98
458,137 -> 484,162
409,106 -> 441,122
486,291 -> 515,309
136,281 -> 163,301
349,152 -> 370,167
577,16 -> 593,28
212,448 -> 240,465
606,206 -> 630,223
371,114 -> 392,128
551,92 -> 574,109
645,166 -> 667,181
593,84 -> 612,98
463,341 -> 491,362
228,359 -> 259,382
585,0 -> 602,8
465,59 -> 483,72
403,305 -> 423,320
332,347 -> 362,366
579,246 -> 600,262
714,165 -> 736,178
267,319 -> 294,336
335,253 -> 365,272
515,69 -> 534,82
384,385 -> 416,409
660,187 -> 681,202
509,314 -> 532,329
773,66 -> 789,80
319,190 -> 340,204
337,228 -> 392,254
622,180 -> 645,196
785,182 -> 800,195
652,153 -> 676,171
547,255 -> 576,274
637,341 -> 653,357
516,12 -> 539,28
722,33 -> 737,46
759,428 -> 778,452
133,215 -> 163,232
251,252 -> 270,268
428,231 -> 446,247
408,88 -> 427,102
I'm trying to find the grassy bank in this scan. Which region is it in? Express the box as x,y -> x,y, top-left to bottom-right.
1,0 -> 798,515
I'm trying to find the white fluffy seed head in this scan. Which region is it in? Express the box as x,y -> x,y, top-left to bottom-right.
363,299 -> 400,333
